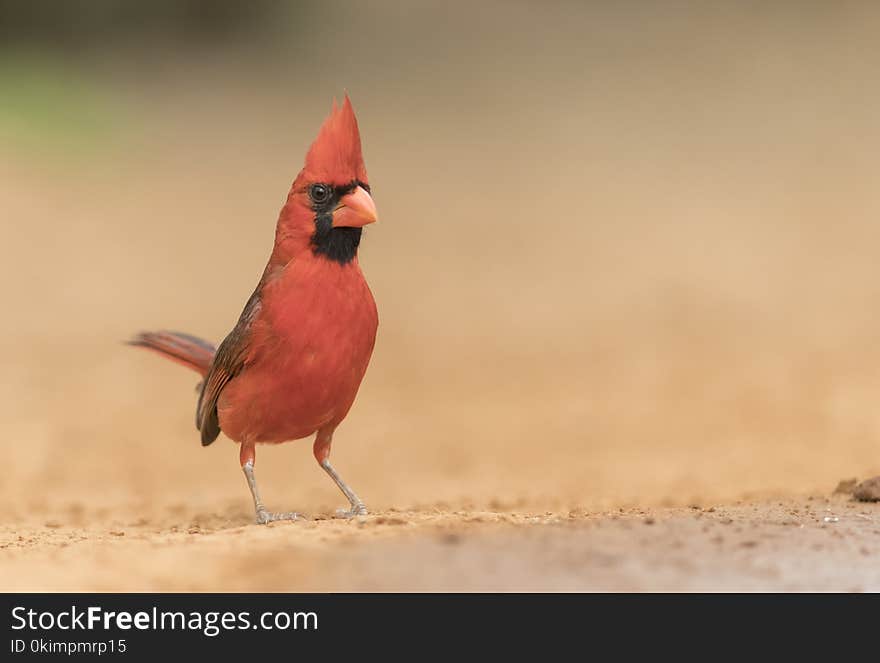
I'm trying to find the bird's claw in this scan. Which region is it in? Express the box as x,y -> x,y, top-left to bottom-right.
335,503 -> 368,519
255,509 -> 304,524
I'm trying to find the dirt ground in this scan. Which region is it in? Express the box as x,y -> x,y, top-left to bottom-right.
2,495 -> 878,591
2,3 -> 880,592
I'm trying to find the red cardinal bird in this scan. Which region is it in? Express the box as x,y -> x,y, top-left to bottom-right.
129,96 -> 379,523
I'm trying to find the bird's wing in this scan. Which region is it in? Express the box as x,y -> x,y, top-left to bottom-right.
196,287 -> 262,446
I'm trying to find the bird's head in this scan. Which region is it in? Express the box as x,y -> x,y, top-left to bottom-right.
277,95 -> 377,265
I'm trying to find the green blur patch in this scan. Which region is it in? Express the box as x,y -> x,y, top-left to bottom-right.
0,53 -> 121,156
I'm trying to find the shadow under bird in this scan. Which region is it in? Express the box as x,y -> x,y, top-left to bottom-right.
129,96 -> 379,523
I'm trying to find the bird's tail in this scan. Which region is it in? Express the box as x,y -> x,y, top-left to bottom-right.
127,331 -> 216,377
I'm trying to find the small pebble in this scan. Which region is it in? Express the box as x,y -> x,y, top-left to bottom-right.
853,476 -> 880,502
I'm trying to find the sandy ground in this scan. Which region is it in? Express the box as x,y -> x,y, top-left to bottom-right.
2,494 -> 878,591
2,3 -> 880,592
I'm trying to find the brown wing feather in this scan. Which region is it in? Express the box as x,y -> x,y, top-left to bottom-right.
196,287 -> 262,446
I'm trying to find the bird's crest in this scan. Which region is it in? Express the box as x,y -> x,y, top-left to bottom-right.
302,95 -> 368,186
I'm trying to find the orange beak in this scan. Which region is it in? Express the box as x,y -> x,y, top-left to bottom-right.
332,185 -> 378,228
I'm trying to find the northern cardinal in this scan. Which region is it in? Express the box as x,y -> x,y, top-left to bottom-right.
129,96 -> 379,523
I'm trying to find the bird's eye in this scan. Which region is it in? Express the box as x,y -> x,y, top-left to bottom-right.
309,183 -> 331,204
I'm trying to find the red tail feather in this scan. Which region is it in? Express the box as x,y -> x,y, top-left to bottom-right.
128,331 -> 215,377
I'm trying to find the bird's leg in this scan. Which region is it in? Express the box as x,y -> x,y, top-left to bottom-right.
314,429 -> 367,518
240,443 -> 302,524
323,460 -> 368,518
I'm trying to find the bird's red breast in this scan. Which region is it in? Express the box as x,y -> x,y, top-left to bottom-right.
217,253 -> 378,444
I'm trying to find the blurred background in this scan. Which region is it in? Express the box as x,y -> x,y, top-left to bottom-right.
2,0 -> 879,524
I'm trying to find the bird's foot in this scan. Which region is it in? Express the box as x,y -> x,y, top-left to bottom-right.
335,502 -> 368,519
255,509 -> 304,525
